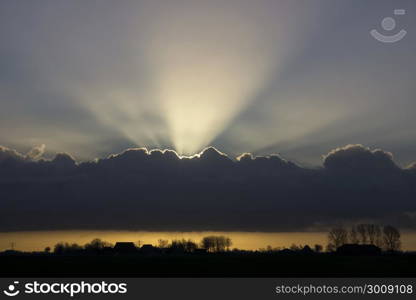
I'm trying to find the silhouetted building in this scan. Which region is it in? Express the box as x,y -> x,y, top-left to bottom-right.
337,244 -> 381,256
114,242 -> 137,254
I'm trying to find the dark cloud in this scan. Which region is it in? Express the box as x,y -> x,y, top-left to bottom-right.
0,145 -> 25,162
0,144 -> 415,232
323,144 -> 398,173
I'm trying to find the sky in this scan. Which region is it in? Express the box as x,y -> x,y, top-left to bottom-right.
1,0 -> 415,167
0,1 -> 416,234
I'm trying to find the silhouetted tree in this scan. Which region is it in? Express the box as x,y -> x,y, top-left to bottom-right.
170,239 -> 198,252
382,225 -> 401,251
351,224 -> 383,246
185,239 -> 198,252
44,246 -> 51,253
328,226 -> 348,249
201,236 -> 215,252
356,224 -> 368,244
301,245 -> 314,254
367,224 -> 382,247
54,242 -> 65,254
349,226 -> 360,244
157,239 -> 169,248
84,238 -> 112,251
289,244 -> 302,251
314,244 -> 323,253
201,236 -> 232,252
68,243 -> 83,252
53,242 -> 82,254
225,237 -> 232,251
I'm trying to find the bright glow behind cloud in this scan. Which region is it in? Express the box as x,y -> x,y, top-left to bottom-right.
80,0 -> 318,155
4,1 -> 414,164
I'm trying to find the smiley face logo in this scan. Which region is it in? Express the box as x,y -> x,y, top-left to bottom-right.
3,281 -> 20,297
371,9 -> 407,43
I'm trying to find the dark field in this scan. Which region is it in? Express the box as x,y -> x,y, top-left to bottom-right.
2,253 -> 416,277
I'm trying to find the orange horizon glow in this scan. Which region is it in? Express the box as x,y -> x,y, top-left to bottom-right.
2,230 -> 416,252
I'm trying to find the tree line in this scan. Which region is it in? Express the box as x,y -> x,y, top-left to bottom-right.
327,224 -> 401,252
37,226 -> 403,255
156,236 -> 231,252
51,235 -> 233,254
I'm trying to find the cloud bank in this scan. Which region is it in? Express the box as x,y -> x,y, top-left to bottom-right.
0,144 -> 415,232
